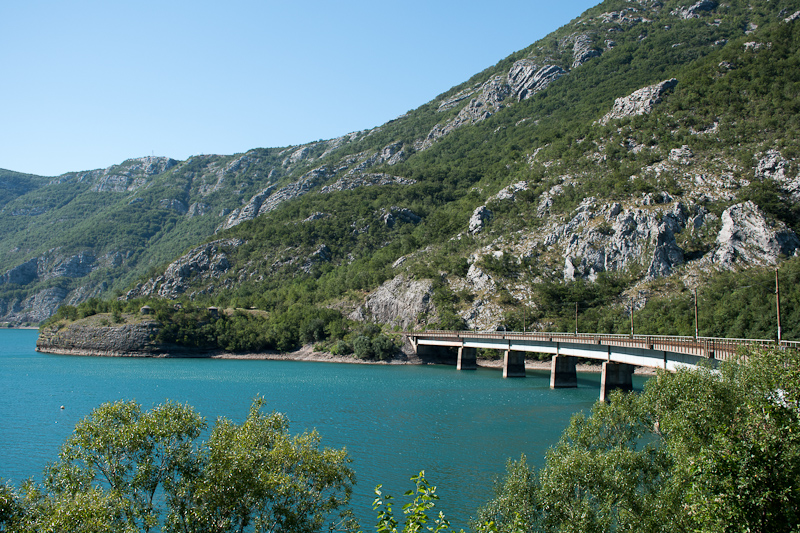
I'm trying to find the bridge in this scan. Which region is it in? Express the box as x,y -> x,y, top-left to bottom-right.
406,330 -> 798,401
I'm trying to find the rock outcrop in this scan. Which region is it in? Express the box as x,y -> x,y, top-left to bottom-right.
570,34 -> 602,68
1,250 -> 96,287
127,239 -> 242,299
422,59 -> 566,148
37,318 -> 165,356
349,274 -> 434,330
0,258 -> 39,285
302,244 -> 332,273
383,207 -> 421,228
89,156 -> 177,192
221,168 -> 329,230
320,173 -> 416,194
710,201 -> 800,268
600,79 -> 678,124
469,206 -> 493,235
671,0 -> 717,19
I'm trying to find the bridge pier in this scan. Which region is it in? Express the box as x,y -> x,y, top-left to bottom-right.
550,355 -> 577,388
503,350 -> 526,378
599,362 -> 635,402
457,347 -> 477,370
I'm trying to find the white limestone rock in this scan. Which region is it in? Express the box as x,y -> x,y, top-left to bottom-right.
600,79 -> 678,124
711,201 -> 800,268
571,34 -> 602,68
469,206 -> 493,234
349,274 -> 434,330
671,0 -> 717,19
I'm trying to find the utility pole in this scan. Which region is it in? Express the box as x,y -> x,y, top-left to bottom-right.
575,302 -> 578,335
693,288 -> 699,340
776,267 -> 782,343
630,300 -> 635,338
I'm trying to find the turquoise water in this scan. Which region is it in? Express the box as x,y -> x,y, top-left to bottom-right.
0,329 -> 646,528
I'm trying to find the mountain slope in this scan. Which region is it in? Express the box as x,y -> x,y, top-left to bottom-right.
5,0 -> 800,340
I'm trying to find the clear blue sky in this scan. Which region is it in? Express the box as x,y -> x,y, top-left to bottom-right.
2,0 -> 599,177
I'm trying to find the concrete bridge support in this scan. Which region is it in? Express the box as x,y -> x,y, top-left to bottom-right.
457,347 -> 477,370
503,350 -> 526,378
550,355 -> 578,388
600,362 -> 635,402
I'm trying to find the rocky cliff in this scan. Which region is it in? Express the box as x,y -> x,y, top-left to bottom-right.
36,316 -> 166,356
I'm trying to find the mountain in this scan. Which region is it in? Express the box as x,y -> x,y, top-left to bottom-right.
6,0 -> 800,346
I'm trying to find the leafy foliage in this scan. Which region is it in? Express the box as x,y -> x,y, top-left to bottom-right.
475,348 -> 800,533
2,399 -> 355,533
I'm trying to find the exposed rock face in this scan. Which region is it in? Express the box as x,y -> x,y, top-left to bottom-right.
2,251 -> 97,287
671,0 -> 717,19
198,154 -> 265,197
126,239 -> 242,299
349,274 -> 434,330
469,206 -> 493,234
302,244 -> 332,273
711,201 -> 800,268
221,167 -> 331,230
92,175 -> 148,193
303,212 -> 330,222
571,34 -> 602,68
669,145 -> 694,164
755,149 -> 800,200
188,202 -> 210,217
465,263 -> 495,292
755,149 -> 789,180
37,319 -> 164,356
89,156 -> 177,192
383,207 -> 421,228
159,199 -> 188,214
1,258 -> 39,285
320,173 -> 416,194
556,199 -> 689,281
42,251 -> 96,280
600,79 -> 678,124
507,61 -> 566,101
21,287 -> 71,323
220,185 -> 278,230
423,60 -> 565,148
490,182 -> 528,202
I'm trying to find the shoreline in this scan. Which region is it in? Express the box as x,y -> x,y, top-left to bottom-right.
37,342 -> 655,375
210,345 -> 657,374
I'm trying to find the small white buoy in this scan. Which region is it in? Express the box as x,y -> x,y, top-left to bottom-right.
60,405 -> 64,410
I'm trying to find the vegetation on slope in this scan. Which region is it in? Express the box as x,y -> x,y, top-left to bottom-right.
6,0 -> 800,341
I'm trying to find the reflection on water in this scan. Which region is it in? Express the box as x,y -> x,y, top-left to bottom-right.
0,329 -> 647,528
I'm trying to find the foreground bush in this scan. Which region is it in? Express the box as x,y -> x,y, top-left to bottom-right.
1,399 -> 355,533
476,347 -> 800,533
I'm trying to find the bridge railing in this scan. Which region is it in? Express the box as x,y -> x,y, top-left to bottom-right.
410,330 -> 792,361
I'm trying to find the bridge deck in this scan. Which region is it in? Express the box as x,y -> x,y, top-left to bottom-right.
407,330 -> 798,368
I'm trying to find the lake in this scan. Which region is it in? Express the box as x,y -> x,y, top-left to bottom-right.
0,328 -> 647,528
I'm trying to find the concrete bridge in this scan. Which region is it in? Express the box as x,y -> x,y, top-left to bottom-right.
406,330 -> 796,401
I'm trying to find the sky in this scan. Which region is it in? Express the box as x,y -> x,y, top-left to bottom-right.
1,0 -> 599,177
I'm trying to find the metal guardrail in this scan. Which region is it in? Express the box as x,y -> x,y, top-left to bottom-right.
407,330 -> 794,362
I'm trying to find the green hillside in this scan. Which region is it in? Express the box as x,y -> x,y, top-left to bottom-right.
7,0 -> 800,349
